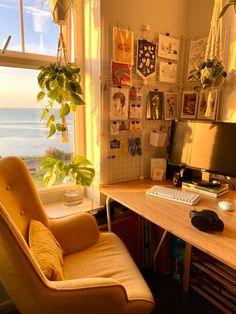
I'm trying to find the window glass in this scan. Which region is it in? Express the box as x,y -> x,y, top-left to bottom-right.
0,0 -> 21,51
23,0 -> 59,55
0,67 -> 74,186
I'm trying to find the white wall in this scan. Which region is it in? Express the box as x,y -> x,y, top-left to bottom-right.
102,0 -> 188,37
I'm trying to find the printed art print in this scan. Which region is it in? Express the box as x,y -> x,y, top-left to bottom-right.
112,61 -> 132,86
110,87 -> 129,120
136,39 -> 156,79
181,91 -> 198,119
197,88 -> 218,120
187,37 -> 208,80
159,61 -> 177,83
146,91 -> 164,120
164,93 -> 178,120
113,27 -> 134,65
158,34 -> 180,61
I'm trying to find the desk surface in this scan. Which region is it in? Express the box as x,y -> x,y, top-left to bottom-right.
100,179 -> 236,270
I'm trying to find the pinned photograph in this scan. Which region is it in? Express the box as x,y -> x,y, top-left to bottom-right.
113,27 -> 134,65
146,91 -> 164,120
110,121 -> 120,135
187,37 -> 208,80
130,103 -> 142,119
181,91 -> 198,119
112,61 -> 132,86
158,34 -> 180,61
164,93 -> 178,120
197,88 -> 218,120
159,61 -> 177,83
110,87 -> 129,120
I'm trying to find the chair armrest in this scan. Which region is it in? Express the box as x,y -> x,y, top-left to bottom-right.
49,213 -> 99,254
44,277 -> 128,314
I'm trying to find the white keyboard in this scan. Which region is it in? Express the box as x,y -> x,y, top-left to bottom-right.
146,185 -> 201,205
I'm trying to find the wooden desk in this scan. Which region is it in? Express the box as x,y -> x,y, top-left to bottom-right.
100,179 -> 236,291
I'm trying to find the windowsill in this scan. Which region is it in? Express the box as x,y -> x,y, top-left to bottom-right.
44,196 -> 103,219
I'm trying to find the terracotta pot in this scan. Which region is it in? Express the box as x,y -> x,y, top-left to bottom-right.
49,0 -> 71,25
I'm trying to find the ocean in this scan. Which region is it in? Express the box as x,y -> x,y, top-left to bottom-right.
0,108 -> 74,158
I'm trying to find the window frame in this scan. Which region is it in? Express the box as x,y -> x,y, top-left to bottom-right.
0,3 -> 85,203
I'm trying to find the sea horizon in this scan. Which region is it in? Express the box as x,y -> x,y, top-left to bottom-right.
0,107 -> 74,158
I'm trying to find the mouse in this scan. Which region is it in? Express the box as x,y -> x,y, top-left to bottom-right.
218,201 -> 234,211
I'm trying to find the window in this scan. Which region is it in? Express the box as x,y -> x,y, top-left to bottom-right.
0,0 -> 59,55
0,1 -> 76,189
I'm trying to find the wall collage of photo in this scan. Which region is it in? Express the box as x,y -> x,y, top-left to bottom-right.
101,23 -> 219,184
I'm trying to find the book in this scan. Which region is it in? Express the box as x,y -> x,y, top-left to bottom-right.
182,181 -> 229,198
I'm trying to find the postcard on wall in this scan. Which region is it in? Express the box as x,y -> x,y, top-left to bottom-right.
159,61 -> 177,83
158,34 -> 180,61
130,103 -> 142,119
164,93 -> 178,120
187,37 -> 208,80
113,27 -> 134,65
180,91 -> 198,119
136,39 -> 156,79
146,91 -> 164,120
150,158 -> 167,181
110,121 -> 120,135
197,88 -> 218,120
111,61 -> 132,86
110,87 -> 129,120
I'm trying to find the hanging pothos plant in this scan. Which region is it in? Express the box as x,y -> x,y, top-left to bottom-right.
37,62 -> 84,141
219,0 -> 236,18
188,58 -> 227,92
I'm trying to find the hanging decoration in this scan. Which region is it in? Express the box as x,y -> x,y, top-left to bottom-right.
113,27 -> 134,65
136,39 -> 156,79
188,0 -> 227,91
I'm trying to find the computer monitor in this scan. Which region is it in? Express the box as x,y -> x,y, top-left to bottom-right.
168,120 -> 236,178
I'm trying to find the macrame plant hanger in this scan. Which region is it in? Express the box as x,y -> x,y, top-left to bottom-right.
205,0 -> 223,62
57,25 -> 69,144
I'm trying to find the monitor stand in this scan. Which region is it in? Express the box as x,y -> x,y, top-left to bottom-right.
191,171 -> 220,188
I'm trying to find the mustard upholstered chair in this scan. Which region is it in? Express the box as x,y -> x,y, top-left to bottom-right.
0,156 -> 155,314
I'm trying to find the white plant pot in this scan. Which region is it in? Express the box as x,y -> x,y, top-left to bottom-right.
49,0 -> 71,25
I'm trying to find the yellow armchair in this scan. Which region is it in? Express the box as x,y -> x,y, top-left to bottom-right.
0,156 -> 155,314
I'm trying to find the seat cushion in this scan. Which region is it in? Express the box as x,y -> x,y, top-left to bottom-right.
29,219 -> 65,281
63,232 -> 153,302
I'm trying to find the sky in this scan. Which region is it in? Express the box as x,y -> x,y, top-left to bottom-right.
0,0 -> 59,108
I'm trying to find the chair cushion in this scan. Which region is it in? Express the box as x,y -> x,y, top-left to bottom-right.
64,232 -> 154,303
29,219 -> 65,281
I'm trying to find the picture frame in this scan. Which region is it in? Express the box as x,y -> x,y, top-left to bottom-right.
180,91 -> 198,119
197,88 -> 219,120
164,93 -> 178,120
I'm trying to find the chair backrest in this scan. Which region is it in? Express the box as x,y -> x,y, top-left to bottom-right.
0,156 -> 54,312
0,156 -> 49,240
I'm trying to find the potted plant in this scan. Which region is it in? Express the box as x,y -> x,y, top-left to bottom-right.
40,155 -> 95,205
41,0 -> 77,25
37,62 -> 84,142
188,58 -> 227,92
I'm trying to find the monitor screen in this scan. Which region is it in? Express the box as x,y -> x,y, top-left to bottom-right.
168,120 -> 236,178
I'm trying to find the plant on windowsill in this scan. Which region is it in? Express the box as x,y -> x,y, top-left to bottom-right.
40,155 -> 95,206
188,58 -> 227,92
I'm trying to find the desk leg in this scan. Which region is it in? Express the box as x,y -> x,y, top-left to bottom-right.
183,242 -> 192,292
105,196 -> 112,232
153,230 -> 168,272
